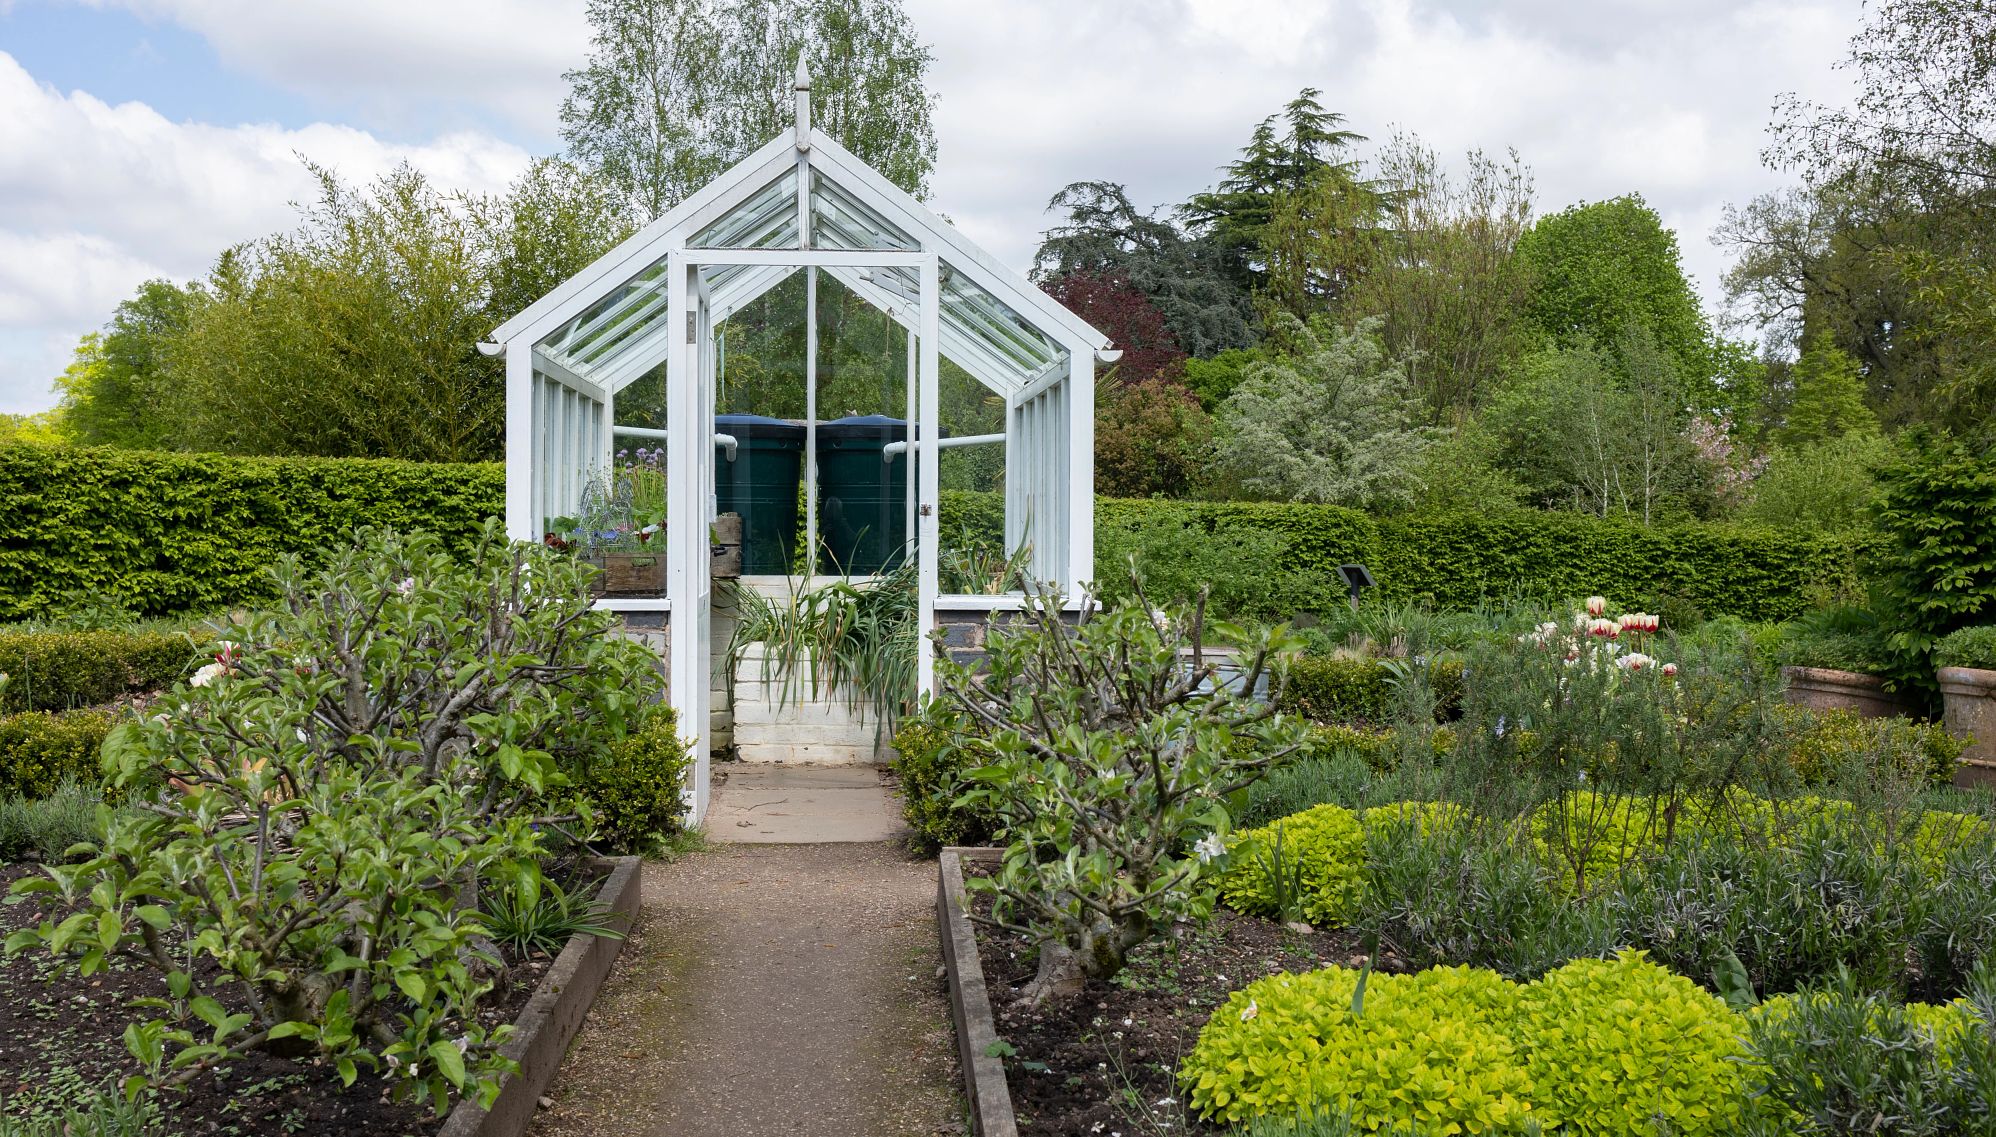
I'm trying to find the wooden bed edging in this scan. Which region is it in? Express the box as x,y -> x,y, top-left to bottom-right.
438,854 -> 644,1137
937,847 -> 1019,1137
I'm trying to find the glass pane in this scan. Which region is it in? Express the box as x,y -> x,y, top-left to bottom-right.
811,170 -> 919,251
941,259 -> 1062,377
536,252 -> 672,380
689,167 -> 800,249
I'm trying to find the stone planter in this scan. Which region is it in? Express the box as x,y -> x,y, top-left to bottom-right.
437,856 -> 642,1137
935,848 -> 1017,1137
1939,666 -> 1996,790
1781,666 -> 1918,719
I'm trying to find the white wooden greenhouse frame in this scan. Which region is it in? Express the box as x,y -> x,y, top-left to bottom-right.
483,69 -> 1111,819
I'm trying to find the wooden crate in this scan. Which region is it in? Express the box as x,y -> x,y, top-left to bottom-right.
588,551 -> 666,597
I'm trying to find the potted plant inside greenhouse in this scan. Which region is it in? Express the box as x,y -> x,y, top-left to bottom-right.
1776,605 -> 1918,718
1936,624 -> 1996,786
546,448 -> 668,597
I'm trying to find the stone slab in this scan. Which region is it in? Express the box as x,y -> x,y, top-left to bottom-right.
705,764 -> 905,843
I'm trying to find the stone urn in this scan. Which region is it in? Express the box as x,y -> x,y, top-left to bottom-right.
1939,666 -> 1996,789
1780,665 -> 1919,719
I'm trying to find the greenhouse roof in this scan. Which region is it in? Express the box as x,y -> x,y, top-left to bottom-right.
490,126 -> 1106,399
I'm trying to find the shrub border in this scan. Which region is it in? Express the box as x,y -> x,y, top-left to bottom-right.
437,854 -> 642,1137
937,847 -> 1018,1137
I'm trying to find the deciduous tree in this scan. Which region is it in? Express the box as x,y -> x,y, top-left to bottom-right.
1518,195 -> 1711,383
1212,316 -> 1430,509
560,0 -> 937,219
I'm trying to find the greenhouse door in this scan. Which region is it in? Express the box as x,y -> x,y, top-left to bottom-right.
667,262 -> 718,817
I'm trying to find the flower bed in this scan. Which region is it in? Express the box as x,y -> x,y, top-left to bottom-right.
923,583 -> 1996,1136
953,856 -> 1368,1137
0,856 -> 631,1135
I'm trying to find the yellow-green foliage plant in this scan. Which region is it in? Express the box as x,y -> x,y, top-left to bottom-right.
1778,705 -> 1968,786
1359,800 -> 1469,841
1181,964 -> 1534,1133
1527,791 -> 1683,895
1221,803 -> 1367,926
1509,951 -> 1746,1137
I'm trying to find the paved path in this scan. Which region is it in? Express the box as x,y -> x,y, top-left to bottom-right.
529,768 -> 962,1137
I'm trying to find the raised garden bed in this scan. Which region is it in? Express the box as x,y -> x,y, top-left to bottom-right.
936,848 -> 1374,1137
0,855 -> 640,1136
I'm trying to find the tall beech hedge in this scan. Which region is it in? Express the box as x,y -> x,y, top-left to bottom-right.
0,444 -> 502,620
948,493 -> 1869,623
0,445 -> 1860,624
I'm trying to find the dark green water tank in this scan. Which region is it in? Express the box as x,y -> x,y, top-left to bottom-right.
816,415 -> 913,575
714,414 -> 805,574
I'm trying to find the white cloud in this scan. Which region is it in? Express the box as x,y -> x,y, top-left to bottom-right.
906,0 -> 1858,331
78,0 -> 589,136
0,51 -> 530,413
5,0 -> 1867,412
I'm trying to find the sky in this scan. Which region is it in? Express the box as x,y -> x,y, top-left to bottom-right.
0,0 -> 1862,415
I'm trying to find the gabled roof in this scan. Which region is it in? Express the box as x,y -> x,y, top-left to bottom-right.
489,127 -> 1108,398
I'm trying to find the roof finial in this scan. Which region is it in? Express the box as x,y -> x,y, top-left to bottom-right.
794,55 -> 812,150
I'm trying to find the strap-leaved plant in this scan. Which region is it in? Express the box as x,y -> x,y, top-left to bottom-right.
943,576 -> 1306,1004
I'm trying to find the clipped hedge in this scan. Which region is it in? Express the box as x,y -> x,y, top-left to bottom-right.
0,710 -> 112,799
574,703 -> 693,854
0,450 -> 1859,624
0,629 -> 200,711
942,492 -> 1871,624
0,444 -> 503,619
1277,656 -> 1464,724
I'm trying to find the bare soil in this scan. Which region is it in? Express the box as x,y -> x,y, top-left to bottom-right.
970,881 -> 1377,1137
0,862 -> 574,1135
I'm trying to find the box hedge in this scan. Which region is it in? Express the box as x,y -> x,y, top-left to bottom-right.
0,444 -> 503,620
1,446 -> 1862,625
1276,656 -> 1465,724
0,629 -> 201,711
0,710 -> 112,799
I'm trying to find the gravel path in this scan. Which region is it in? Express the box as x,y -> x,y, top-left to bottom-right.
528,843 -> 963,1137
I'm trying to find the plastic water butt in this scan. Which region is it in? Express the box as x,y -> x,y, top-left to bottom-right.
714,414 -> 805,574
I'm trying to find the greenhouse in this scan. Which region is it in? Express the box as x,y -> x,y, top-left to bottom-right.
483,65 -> 1112,816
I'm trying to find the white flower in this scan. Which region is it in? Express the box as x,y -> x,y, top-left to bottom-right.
1616,652 -> 1654,672
1193,833 -> 1226,864
1150,607 -> 1173,634
1239,998 -> 1259,1022
397,577 -> 417,596
189,662 -> 226,688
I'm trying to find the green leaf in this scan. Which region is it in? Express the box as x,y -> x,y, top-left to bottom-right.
429,1039 -> 468,1088
189,995 -> 228,1031
395,971 -> 430,1004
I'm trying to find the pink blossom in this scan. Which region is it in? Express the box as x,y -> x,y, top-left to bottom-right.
1662,662 -> 1679,677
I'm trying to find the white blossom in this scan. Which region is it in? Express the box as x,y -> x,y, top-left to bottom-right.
1193,833 -> 1226,864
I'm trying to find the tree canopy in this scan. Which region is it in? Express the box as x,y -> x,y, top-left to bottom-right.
560,0 -> 937,219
